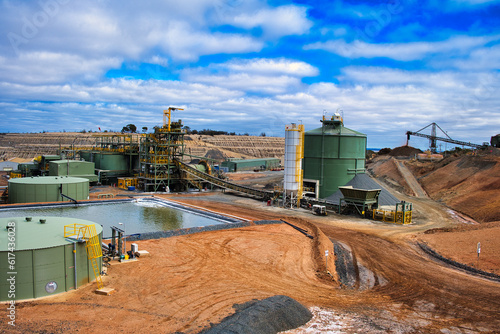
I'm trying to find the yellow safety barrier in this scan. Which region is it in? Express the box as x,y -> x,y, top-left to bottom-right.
97,193 -> 115,199
373,208 -> 412,224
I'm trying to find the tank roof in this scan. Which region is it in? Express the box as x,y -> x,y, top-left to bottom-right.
0,217 -> 102,251
8,176 -> 89,185
50,160 -> 94,165
306,124 -> 365,136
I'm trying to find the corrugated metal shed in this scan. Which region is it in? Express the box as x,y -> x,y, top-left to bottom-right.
0,161 -> 18,171
221,158 -> 280,172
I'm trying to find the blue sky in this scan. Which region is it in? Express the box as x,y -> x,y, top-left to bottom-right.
1,0 -> 499,149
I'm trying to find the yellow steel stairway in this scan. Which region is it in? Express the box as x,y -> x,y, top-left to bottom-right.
64,224 -> 104,289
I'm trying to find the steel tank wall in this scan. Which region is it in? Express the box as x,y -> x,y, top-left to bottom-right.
95,153 -> 128,171
303,123 -> 366,199
0,217 -> 102,301
8,176 -> 89,204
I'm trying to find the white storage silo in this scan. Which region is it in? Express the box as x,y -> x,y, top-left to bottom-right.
284,123 -> 304,207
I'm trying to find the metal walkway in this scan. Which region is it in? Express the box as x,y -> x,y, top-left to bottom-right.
175,159 -> 274,200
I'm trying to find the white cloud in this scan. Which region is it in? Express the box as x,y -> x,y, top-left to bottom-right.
230,5 -> 312,38
183,73 -> 302,94
224,58 -> 318,77
0,52 -> 121,84
152,21 -> 263,61
304,35 -> 500,61
1,71 -> 499,147
181,58 -> 317,94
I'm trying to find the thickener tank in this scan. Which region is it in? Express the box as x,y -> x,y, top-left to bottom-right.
0,217 -> 102,301
303,114 -> 366,199
8,176 -> 89,204
284,124 -> 304,205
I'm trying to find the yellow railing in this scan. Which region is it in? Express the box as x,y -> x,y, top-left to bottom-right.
64,224 -> 104,289
373,209 -> 412,224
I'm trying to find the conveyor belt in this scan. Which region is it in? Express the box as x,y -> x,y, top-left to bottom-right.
175,159 -> 274,200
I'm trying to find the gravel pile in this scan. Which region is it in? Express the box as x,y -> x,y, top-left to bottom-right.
201,295 -> 312,334
389,145 -> 422,157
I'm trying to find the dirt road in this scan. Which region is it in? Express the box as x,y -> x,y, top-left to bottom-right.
394,159 -> 428,198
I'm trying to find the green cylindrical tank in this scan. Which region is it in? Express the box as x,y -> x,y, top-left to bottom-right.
95,153 -> 128,171
0,217 -> 102,301
79,151 -> 92,164
8,176 -> 89,204
303,115 -> 366,199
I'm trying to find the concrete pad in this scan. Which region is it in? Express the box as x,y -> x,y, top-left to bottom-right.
137,250 -> 150,257
95,287 -> 116,296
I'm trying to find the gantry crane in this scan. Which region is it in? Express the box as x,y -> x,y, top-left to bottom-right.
406,123 -> 484,152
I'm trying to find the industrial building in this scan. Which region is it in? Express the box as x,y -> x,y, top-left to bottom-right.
49,160 -> 98,182
221,158 -> 280,172
0,161 -> 18,172
0,217 -> 102,301
2,109 -> 411,223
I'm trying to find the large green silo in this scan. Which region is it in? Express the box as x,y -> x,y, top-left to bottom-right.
303,115 -> 366,199
0,217 -> 102,301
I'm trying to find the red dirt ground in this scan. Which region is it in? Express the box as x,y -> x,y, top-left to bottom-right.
419,221 -> 500,275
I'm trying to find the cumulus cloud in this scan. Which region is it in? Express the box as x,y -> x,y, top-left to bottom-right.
181,58 -> 318,94
152,21 -> 263,61
0,52 -> 121,85
229,5 -> 312,38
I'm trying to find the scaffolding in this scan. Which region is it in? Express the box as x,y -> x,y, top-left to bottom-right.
139,119 -> 185,192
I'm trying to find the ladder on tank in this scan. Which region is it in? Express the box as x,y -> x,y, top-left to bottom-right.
64,224 -> 104,290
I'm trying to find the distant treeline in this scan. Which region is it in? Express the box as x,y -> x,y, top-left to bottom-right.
183,126 -> 241,136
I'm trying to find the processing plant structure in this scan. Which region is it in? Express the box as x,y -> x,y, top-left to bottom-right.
4,108 -> 412,224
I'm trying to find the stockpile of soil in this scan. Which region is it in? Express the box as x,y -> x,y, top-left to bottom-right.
419,155 -> 500,222
366,157 -> 414,196
389,145 -> 422,157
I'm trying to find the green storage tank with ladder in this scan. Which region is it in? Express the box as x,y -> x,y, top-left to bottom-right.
0,217 -> 102,301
